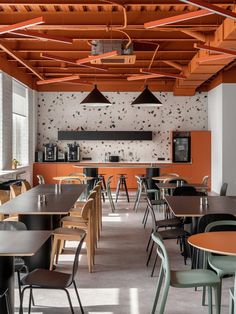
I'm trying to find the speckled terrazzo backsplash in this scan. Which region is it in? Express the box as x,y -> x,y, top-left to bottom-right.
37,91 -> 208,162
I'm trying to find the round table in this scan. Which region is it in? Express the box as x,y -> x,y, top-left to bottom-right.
188,231 -> 236,256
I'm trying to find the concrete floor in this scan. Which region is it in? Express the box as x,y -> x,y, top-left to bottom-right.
17,192 -> 234,314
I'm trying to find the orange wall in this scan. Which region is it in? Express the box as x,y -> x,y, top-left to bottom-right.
33,130 -> 211,189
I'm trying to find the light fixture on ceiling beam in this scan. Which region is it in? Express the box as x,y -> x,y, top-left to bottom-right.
197,54 -> 234,63
144,9 -> 212,29
11,30 -> 73,45
36,75 -> 81,85
80,85 -> 111,107
41,53 -> 108,72
0,17 -> 45,35
179,0 -> 236,20
76,51 -> 118,65
141,69 -> 187,79
0,41 -> 44,80
194,43 -> 236,56
131,85 -> 162,107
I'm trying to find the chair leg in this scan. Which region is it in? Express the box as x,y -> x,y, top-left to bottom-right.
142,205 -> 148,224
17,270 -> 22,306
28,287 -> 33,314
115,179 -> 121,202
143,210 -> 149,229
146,240 -> 154,266
63,288 -> 75,314
151,253 -> 158,277
123,178 -> 129,202
19,286 -> 27,314
208,286 -> 213,314
5,291 -> 10,314
50,237 -> 59,270
146,230 -> 153,252
213,284 -> 221,314
73,280 -> 84,314
229,291 -> 234,314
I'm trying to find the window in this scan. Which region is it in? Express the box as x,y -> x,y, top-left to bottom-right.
12,80 -> 28,165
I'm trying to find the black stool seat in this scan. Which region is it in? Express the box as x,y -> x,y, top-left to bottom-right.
115,174 -> 129,202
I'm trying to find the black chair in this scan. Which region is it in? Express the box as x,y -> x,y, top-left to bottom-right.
0,289 -> 10,314
146,197 -> 188,276
220,182 -> 228,196
20,229 -> 86,314
0,221 -> 29,305
173,186 -> 197,196
192,213 -> 236,270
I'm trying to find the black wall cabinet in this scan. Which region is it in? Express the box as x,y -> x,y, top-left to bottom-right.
58,131 -> 152,141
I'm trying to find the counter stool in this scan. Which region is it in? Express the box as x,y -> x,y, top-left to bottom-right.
115,174 -> 129,202
98,174 -> 106,202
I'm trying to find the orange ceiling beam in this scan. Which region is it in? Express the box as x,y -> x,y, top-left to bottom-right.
144,9 -> 212,29
0,41 -> 44,80
194,43 -> 236,56
36,74 -> 80,85
41,53 -> 108,72
162,61 -> 183,71
127,74 -> 165,81
141,69 -> 187,79
0,17 -> 44,35
197,54 -> 235,63
76,51 -> 118,65
11,30 -> 73,45
179,0 -> 236,20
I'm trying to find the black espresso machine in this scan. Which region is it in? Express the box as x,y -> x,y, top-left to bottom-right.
44,143 -> 58,161
67,142 -> 80,161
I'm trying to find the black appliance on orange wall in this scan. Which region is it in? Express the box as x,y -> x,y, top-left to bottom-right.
172,131 -> 191,163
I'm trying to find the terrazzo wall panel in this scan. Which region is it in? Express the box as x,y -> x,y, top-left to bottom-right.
37,91 -> 208,162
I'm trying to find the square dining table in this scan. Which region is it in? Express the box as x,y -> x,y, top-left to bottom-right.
0,230 -> 51,314
0,184 -> 86,270
165,195 -> 236,233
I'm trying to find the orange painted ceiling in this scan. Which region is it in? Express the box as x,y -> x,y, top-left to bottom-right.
0,1 -> 236,94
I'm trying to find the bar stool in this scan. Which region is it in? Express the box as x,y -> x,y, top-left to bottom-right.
115,174 -> 129,202
97,174 -> 106,202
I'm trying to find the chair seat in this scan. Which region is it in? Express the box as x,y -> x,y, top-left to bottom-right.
171,269 -> 220,288
151,199 -> 165,206
208,255 -> 236,277
53,227 -> 86,236
159,228 -> 187,239
61,216 -> 87,224
156,218 -> 182,229
21,268 -> 71,289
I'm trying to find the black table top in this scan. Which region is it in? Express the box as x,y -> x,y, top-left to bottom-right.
165,196 -> 236,217
0,184 -> 86,215
156,183 -> 208,190
0,230 -> 51,256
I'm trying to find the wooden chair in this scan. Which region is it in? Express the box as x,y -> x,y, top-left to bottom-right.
21,180 -> 31,193
50,199 -> 94,273
36,175 -> 45,184
10,184 -> 21,199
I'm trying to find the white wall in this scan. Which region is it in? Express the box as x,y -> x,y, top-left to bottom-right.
208,83 -> 236,195
222,84 -> 236,195
208,84 -> 223,193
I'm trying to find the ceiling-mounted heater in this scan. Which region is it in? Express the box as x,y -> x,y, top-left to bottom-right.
90,40 -> 136,64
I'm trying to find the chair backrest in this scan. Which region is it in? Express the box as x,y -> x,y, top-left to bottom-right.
220,183 -> 228,196
10,184 -> 21,199
197,213 -> 236,233
205,219 -> 236,232
202,175 -> 209,186
107,176 -> 115,212
151,232 -> 171,283
59,177 -> 82,185
81,198 -> 94,220
70,229 -> 86,282
168,178 -> 188,184
0,221 -> 27,230
21,180 -> 31,193
173,186 -> 197,196
37,175 -> 45,185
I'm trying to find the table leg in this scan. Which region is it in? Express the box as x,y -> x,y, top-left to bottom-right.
18,214 -> 53,271
0,256 -> 14,314
191,217 -> 200,269
83,168 -> 98,194
146,168 -> 160,190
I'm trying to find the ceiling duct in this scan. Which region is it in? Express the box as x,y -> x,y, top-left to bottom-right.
90,40 -> 136,65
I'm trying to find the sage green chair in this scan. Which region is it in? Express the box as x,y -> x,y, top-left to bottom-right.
151,232 -> 221,314
202,220 -> 236,307
229,279 -> 236,314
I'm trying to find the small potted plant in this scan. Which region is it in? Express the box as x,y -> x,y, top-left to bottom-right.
12,159 -> 20,169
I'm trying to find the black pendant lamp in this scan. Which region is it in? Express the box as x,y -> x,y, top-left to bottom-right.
131,85 -> 162,107
80,84 -> 111,106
